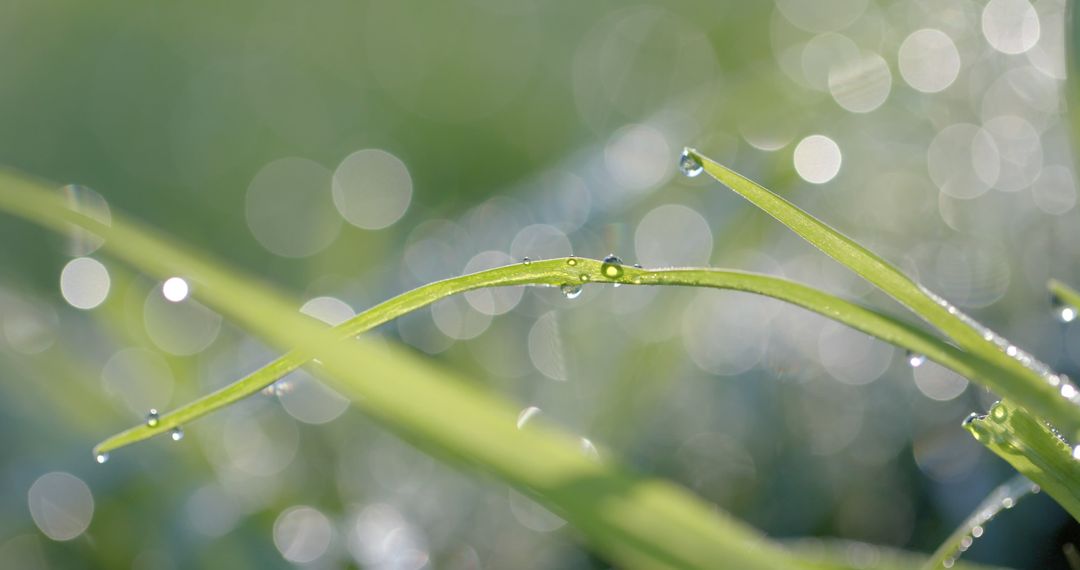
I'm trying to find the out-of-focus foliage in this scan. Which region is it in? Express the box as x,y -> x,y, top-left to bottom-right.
0,0 -> 1078,568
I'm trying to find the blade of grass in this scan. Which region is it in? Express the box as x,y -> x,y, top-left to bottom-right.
962,400 -> 1080,520
0,167 -> 805,570
922,474 -> 1041,570
96,262 -> 987,454
1050,279 -> 1080,321
684,149 -> 1080,437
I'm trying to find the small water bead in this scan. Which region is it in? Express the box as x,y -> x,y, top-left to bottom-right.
146,409 -> 161,427
991,405 -> 1008,422
95,452 -> 109,464
678,148 -> 704,178
906,351 -> 926,368
601,254 -> 624,287
962,412 -> 984,427
560,284 -> 582,299
566,257 -> 577,267
579,274 -> 590,282
522,257 -> 531,265
1062,384 -> 1078,400
170,427 -> 185,441
1072,444 -> 1080,460
1052,293 -> 1078,323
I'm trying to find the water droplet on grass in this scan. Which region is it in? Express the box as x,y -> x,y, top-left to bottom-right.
522,257 -> 531,265
146,409 -> 160,427
906,351 -> 926,367
560,284 -> 582,299
95,452 -> 109,464
679,149 -> 704,177
601,254 -> 624,286
1072,445 -> 1080,460
566,257 -> 577,267
1052,294 -> 1077,323
170,427 -> 185,441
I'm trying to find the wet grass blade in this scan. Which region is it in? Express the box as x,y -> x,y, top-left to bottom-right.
685,149 -> 1080,437
922,474 -> 1042,569
96,261 -> 991,455
962,400 -> 1080,521
1049,279 -> 1080,321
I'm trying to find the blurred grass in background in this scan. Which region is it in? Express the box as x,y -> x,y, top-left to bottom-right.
0,0 -> 1078,568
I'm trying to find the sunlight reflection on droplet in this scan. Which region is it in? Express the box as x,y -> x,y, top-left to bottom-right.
634,204 -> 713,267
898,29 -> 961,93
604,124 -> 672,194
61,185 -> 111,256
161,277 -> 189,302
462,251 -> 523,316
913,361 -> 970,401
59,257 -> 110,310
982,0 -> 1040,55
1031,165 -> 1077,215
27,472 -> 93,541
245,157 -> 341,258
144,288 -> 222,356
828,51 -> 891,113
793,135 -> 842,184
528,312 -> 568,382
273,506 -> 333,564
928,124 -> 1000,199
332,149 -> 413,230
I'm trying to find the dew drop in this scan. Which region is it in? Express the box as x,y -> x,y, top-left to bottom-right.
906,351 -> 926,368
971,525 -> 983,538
1002,497 -> 1014,509
579,274 -> 590,282
679,148 -> 704,178
522,257 -> 531,265
146,409 -> 160,428
1073,445 -> 1080,460
95,452 -> 109,464
560,284 -> 582,299
1062,384 -> 1078,400
566,257 -> 577,267
601,254 -> 624,285
991,405 -> 1008,422
962,412 -> 983,427
1058,306 -> 1077,323
169,427 -> 185,442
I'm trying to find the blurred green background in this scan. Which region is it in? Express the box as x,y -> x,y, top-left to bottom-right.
1,0 -> 1078,567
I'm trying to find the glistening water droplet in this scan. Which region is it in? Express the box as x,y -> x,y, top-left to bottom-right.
95,452 -> 109,464
560,284 -> 582,299
522,257 -> 531,265
601,254 -> 624,286
906,351 -> 926,368
146,409 -> 160,427
170,427 -> 185,441
679,148 -> 704,177
566,257 -> 577,267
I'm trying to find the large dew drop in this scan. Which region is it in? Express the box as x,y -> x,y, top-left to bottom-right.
601,254 -> 624,287
560,284 -> 583,299
906,351 -> 926,368
679,149 -> 704,178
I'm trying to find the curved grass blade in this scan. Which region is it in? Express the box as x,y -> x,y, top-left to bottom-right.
685,149 -> 1080,437
922,474 -> 1041,569
962,400 -> 1080,521
98,261 -> 988,455
0,168 -> 804,570
1049,279 -> 1080,322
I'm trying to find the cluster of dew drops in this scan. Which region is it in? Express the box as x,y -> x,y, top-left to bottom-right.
95,408 -> 184,464
939,477 -> 1041,568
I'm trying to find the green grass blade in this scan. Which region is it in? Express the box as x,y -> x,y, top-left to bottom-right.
1049,279 -> 1080,322
962,400 -> 1080,521
922,474 -> 1041,570
0,168 -> 806,569
96,261 -> 988,456
685,149 -> 1080,437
